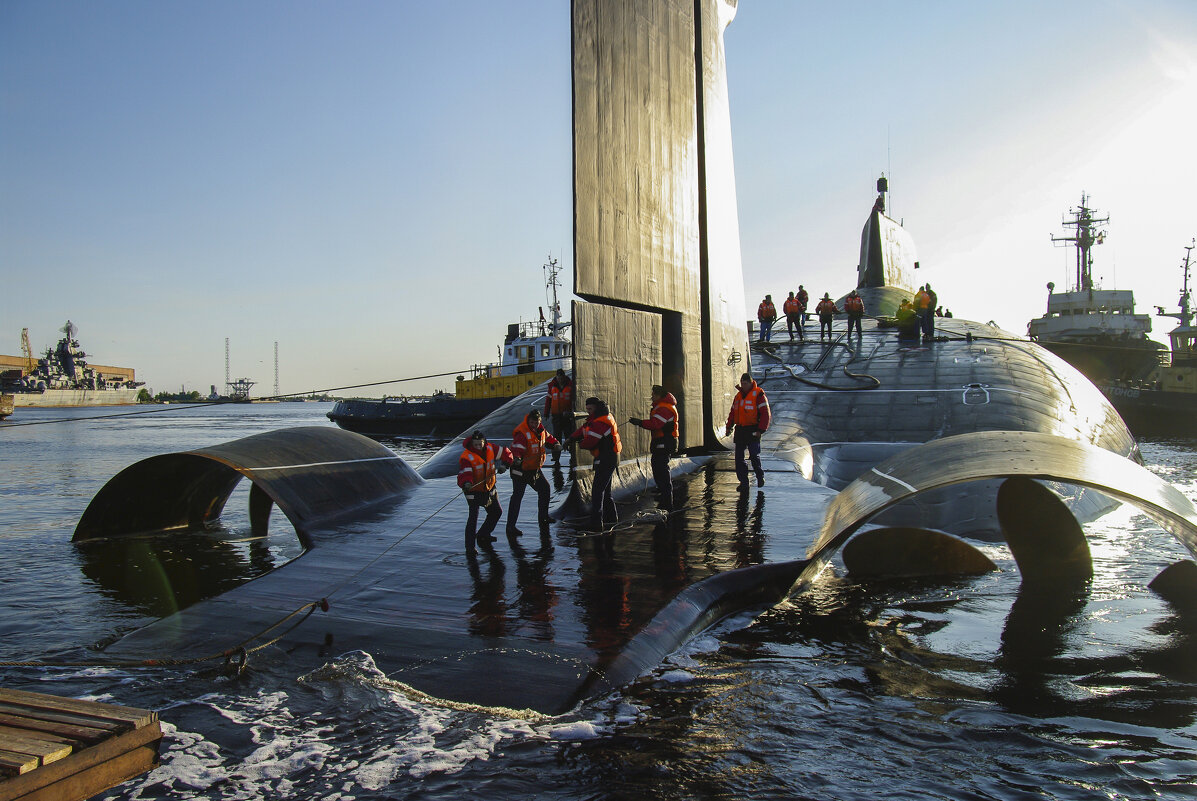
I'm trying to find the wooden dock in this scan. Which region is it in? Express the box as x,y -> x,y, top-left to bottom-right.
0,687 -> 161,801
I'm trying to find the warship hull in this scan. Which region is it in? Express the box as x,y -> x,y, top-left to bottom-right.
11,387 -> 141,408
1035,339 -> 1164,384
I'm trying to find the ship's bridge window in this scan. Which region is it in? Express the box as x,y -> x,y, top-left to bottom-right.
541,344 -> 550,358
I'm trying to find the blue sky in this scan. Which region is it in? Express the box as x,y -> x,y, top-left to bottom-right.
3,1 -> 1195,397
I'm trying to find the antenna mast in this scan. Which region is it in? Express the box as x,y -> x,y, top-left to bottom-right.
1051,193 -> 1108,292
274,341 -> 280,397
544,255 -> 564,333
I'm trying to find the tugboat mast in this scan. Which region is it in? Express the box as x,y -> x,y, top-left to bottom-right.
1157,240 -> 1194,330
543,255 -> 567,334
1051,193 -> 1108,292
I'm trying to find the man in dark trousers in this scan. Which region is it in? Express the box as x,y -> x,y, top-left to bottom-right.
725,373 -> 771,490
544,369 -> 575,462
570,396 -> 621,530
458,430 -> 512,553
844,289 -> 866,338
815,293 -> 840,340
505,410 -> 562,537
628,385 -> 679,512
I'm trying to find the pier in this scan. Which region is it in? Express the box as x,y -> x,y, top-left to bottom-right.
0,687 -> 161,801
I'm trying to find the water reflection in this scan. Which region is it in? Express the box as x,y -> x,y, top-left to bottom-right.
76,527 -> 284,618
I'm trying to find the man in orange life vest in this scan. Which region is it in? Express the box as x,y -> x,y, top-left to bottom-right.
504,409 -> 562,537
725,372 -> 770,490
628,385 -> 679,512
757,295 -> 777,343
569,396 -> 621,530
544,369 -> 575,461
457,430 -> 513,553
783,291 -> 805,341
844,289 -> 866,338
815,292 -> 840,340
917,283 -> 938,340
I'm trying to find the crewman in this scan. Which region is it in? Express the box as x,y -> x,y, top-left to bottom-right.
505,410 -> 561,537
896,299 -> 920,343
797,285 -> 809,321
916,284 -> 937,340
544,369 -> 575,461
815,293 -> 840,340
725,372 -> 770,490
458,430 -> 512,553
569,396 -> 621,530
844,289 -> 866,338
628,384 -> 679,512
923,283 -> 938,339
783,291 -> 805,341
757,295 -> 777,343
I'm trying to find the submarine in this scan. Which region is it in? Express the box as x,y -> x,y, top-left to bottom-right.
65,0 -> 1197,717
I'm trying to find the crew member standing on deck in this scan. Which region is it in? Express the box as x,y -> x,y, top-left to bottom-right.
815,293 -> 840,340
757,295 -> 778,343
797,285 -> 809,322
628,385 -> 679,513
725,373 -> 770,490
783,292 -> 804,341
544,369 -> 575,461
570,397 -> 621,530
505,410 -> 561,537
458,431 -> 512,554
920,283 -> 938,340
844,289 -> 866,338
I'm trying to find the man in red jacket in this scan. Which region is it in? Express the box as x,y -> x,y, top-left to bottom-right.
458,430 -> 512,553
628,385 -> 679,512
543,369 -> 575,461
569,396 -> 621,530
505,410 -> 562,537
724,373 -> 770,490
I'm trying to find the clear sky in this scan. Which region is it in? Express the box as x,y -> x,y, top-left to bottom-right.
3,1 -> 1195,398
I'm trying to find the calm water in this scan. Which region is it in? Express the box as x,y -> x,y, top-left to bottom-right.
1,404 -> 1194,800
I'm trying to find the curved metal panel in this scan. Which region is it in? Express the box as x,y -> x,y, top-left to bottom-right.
789,431 -> 1197,596
74,426 -> 423,544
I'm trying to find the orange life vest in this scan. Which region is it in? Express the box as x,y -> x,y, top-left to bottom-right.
917,290 -> 932,310
649,397 -> 678,440
460,443 -> 498,492
783,297 -> 801,314
758,300 -> 776,320
729,385 -> 767,427
844,295 -> 864,314
512,419 -> 549,470
547,380 -> 573,414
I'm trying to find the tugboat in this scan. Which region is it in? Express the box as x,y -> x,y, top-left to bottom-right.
1027,195 -> 1166,383
1098,242 -> 1197,437
327,258 -> 573,439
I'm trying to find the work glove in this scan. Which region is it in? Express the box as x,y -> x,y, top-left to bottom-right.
496,462 -> 508,474
628,417 -> 642,426
752,428 -> 762,439
552,443 -> 563,455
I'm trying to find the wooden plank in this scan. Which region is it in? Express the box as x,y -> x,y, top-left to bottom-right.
0,727 -> 75,750
0,705 -> 123,734
0,750 -> 38,777
0,732 -> 72,764
0,713 -> 109,745
0,690 -> 155,730
12,745 -> 159,801
0,722 -> 161,801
